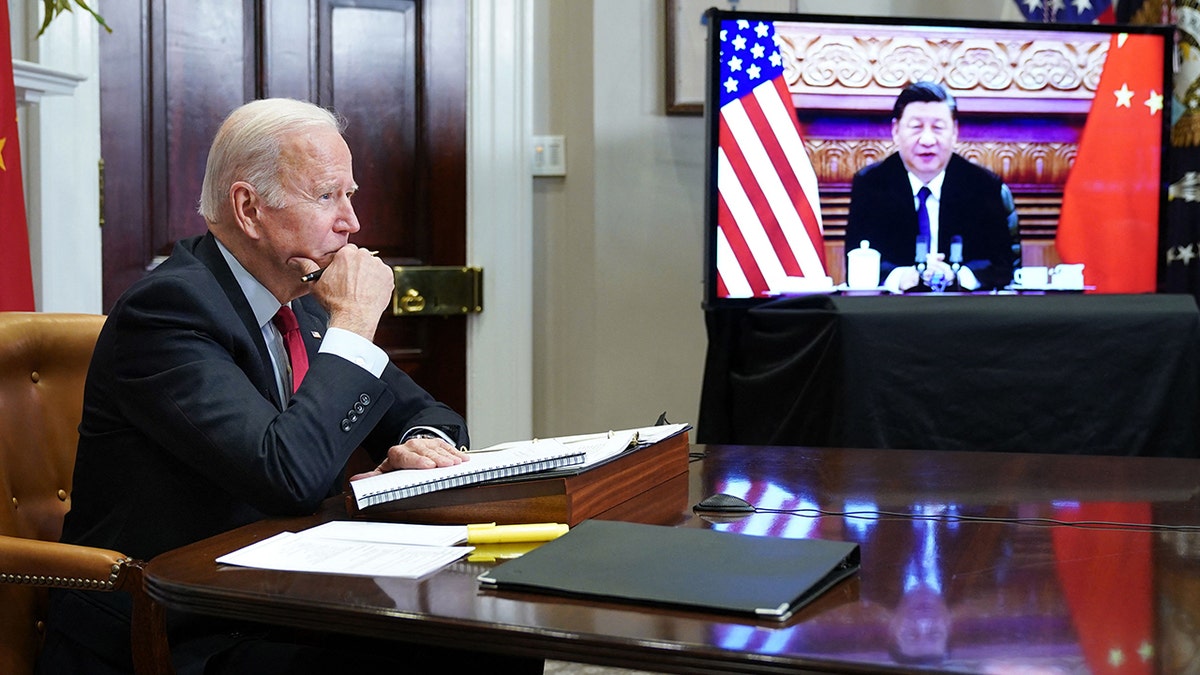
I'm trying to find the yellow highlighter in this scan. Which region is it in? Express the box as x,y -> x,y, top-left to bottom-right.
467,541 -> 545,563
466,522 -> 569,544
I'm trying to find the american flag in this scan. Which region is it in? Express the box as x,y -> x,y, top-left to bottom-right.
1012,0 -> 1115,23
715,18 -> 826,298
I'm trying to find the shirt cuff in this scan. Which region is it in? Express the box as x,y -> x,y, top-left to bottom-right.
957,266 -> 981,291
318,327 -> 389,377
402,426 -> 454,445
883,267 -> 909,294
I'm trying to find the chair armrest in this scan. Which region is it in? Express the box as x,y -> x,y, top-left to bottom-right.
0,534 -> 132,590
0,535 -> 174,674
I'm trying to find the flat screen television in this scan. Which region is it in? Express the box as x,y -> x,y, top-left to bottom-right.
702,9 -> 1173,307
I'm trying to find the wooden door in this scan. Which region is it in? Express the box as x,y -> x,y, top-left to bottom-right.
98,0 -> 468,413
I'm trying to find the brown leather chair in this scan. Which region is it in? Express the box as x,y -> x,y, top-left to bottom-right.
0,312 -> 172,674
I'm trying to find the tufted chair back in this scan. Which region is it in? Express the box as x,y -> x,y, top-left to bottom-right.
0,312 -> 104,672
0,313 -> 172,674
0,312 -> 102,542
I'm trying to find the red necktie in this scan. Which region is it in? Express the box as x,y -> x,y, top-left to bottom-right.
272,306 -> 308,392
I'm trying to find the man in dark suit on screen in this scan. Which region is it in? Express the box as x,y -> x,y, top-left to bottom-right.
846,81 -> 1017,292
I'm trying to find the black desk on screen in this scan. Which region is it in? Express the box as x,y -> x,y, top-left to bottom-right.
699,293 -> 1200,456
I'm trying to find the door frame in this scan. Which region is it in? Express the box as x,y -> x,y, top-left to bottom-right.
465,0 -> 534,447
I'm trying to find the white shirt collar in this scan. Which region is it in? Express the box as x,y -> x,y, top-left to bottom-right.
908,170 -> 947,201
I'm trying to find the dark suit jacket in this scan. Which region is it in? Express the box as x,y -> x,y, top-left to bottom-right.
42,233 -> 467,674
845,153 -> 1017,289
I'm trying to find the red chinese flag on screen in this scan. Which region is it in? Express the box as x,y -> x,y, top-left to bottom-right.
715,18 -> 826,298
1056,33 -> 1163,294
0,4 -> 35,311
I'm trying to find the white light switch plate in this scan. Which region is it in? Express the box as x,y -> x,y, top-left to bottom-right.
532,135 -> 566,176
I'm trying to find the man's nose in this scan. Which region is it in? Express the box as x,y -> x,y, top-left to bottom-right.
335,201 -> 360,233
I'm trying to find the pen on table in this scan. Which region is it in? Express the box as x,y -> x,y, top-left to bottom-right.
465,522 -> 569,544
300,250 -> 379,283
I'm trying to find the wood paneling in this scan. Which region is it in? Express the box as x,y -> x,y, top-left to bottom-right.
99,0 -> 469,412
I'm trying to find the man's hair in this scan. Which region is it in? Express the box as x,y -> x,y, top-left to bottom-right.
198,98 -> 346,225
891,81 -> 957,122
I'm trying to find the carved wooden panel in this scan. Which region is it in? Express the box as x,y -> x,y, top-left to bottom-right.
805,138 -> 1078,187
775,23 -> 1108,112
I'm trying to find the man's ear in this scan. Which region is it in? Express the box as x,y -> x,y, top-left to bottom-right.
230,181 -> 263,240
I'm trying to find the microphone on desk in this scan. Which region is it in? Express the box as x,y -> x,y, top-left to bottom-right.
949,235 -> 963,290
915,234 -> 929,272
912,234 -> 930,292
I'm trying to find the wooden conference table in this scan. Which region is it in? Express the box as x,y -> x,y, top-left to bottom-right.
145,444 -> 1200,674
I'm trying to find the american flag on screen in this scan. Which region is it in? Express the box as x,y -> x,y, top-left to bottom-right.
716,18 -> 826,298
1012,0 -> 1114,23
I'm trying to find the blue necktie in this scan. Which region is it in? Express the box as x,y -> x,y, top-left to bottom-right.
916,186 -> 932,245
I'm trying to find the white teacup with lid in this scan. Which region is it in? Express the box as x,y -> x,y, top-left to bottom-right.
846,240 -> 881,290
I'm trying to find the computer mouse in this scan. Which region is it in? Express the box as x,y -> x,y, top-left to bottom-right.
693,493 -> 755,514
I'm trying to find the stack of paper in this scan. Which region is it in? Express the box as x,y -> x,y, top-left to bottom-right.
216,521 -> 474,579
216,520 -> 571,578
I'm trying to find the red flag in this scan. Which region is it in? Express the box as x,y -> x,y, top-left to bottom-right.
715,18 -> 826,298
1052,502 -> 1155,675
1056,33 -> 1164,294
0,4 -> 34,311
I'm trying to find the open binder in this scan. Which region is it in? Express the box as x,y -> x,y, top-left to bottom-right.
477,520 -> 860,621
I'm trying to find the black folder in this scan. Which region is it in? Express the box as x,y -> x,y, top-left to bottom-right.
476,519 -> 860,621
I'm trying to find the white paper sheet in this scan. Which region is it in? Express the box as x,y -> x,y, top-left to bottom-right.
300,520 -> 469,547
215,530 -> 470,579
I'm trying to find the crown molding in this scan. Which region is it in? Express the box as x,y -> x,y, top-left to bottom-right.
12,59 -> 86,103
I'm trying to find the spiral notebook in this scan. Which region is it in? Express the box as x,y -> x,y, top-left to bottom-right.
350,438 -> 586,510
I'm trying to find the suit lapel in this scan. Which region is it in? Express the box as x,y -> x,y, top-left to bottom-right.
885,155 -> 919,235
191,233 -> 285,409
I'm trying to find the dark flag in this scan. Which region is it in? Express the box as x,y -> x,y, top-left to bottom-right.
1115,0 -> 1170,23
1160,0 -> 1200,296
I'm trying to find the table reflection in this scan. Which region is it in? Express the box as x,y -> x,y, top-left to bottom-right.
700,470 -> 1165,673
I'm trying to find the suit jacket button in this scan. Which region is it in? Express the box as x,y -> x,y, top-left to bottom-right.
340,419 -> 352,432
347,412 -> 359,423
359,393 -> 371,406
354,402 -> 365,414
